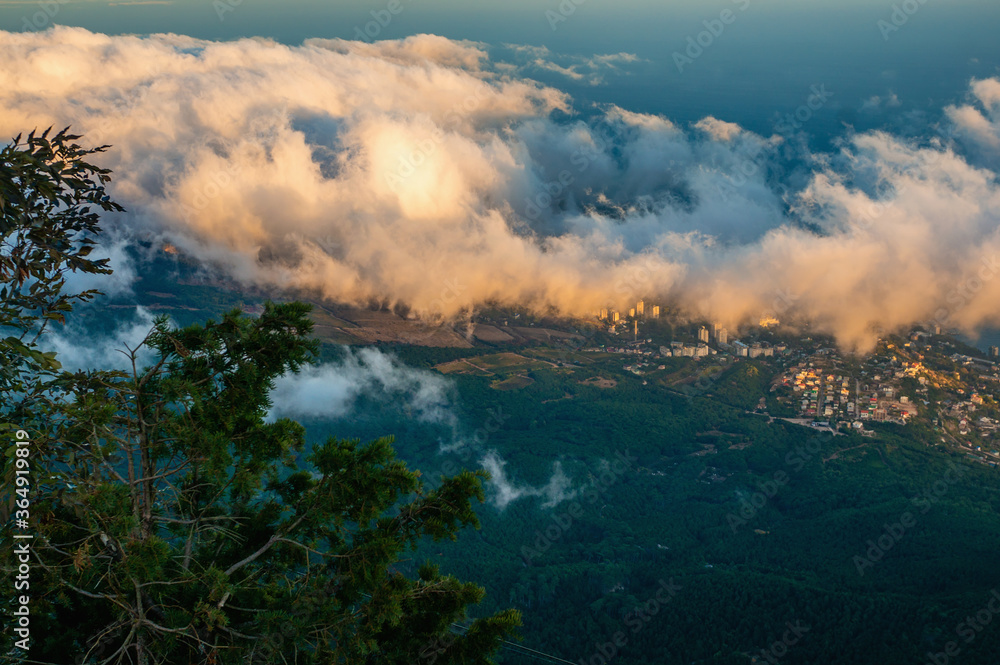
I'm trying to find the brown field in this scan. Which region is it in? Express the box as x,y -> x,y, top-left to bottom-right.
307,305 -> 474,347
475,353 -> 552,373
434,360 -> 493,376
475,352 -> 533,369
434,352 -> 551,377
525,348 -> 593,364
471,324 -> 515,343
491,375 -> 535,391
579,376 -> 617,388
509,326 -> 584,342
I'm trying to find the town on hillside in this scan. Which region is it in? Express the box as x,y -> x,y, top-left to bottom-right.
574,300 -> 1000,468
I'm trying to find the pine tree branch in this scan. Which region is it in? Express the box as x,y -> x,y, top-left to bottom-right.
223,512 -> 310,577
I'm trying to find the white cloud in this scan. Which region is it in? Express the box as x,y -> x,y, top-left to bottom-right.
269,348 -> 574,508
480,452 -> 575,510
693,116 -> 743,142
503,44 -> 641,85
268,347 -> 457,428
3,28 -> 1000,351
860,92 -> 901,112
40,306 -> 159,372
946,78 -> 1000,163
61,235 -> 137,299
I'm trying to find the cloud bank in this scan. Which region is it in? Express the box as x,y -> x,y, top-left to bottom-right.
480,453 -> 575,510
268,346 -> 572,508
3,27 -> 1000,350
268,347 -> 458,430
39,306 -> 160,372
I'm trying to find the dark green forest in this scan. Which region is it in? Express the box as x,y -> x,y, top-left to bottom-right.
297,343 -> 1000,665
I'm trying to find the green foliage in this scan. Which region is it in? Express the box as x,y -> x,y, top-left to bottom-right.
19,304 -> 519,664
712,360 -> 771,410
1,127 -> 125,530
0,132 -> 518,664
0,127 -> 123,394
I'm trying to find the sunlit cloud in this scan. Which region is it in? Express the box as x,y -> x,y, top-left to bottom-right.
3,27 -> 1000,352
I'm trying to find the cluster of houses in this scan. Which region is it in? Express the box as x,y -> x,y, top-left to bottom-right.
783,363 -> 916,425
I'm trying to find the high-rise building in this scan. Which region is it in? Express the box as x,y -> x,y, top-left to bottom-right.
629,308 -> 636,318
612,311 -> 620,323
636,300 -> 645,316
991,346 -> 999,359
599,308 -> 608,320
712,322 -> 721,338
698,326 -> 709,343
651,305 -> 660,318
717,328 -> 728,345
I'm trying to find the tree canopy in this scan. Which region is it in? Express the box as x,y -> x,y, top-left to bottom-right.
1,129 -> 519,664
